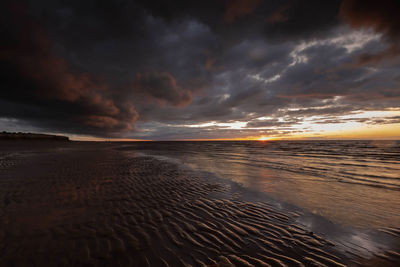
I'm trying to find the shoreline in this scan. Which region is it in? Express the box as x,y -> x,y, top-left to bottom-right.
0,141 -> 399,266
119,140 -> 400,231
133,150 -> 400,264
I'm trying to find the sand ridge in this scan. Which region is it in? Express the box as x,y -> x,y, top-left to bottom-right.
0,142 -> 399,266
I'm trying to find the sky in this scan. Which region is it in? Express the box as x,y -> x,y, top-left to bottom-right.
1,0 -> 400,140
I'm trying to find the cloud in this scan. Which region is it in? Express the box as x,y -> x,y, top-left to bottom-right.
340,0 -> 400,65
315,115 -> 400,125
133,72 -> 192,107
340,0 -> 400,40
0,1 -> 138,136
1,0 -> 399,139
267,5 -> 290,24
353,44 -> 400,66
246,119 -> 299,128
224,0 -> 261,24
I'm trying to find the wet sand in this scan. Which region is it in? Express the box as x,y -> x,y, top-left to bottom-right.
0,141 -> 399,266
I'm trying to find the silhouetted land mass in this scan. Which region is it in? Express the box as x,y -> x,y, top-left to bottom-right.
0,131 -> 69,141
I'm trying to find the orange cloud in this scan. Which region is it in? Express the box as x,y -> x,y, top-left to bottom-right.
224,0 -> 261,24
266,5 -> 289,24
204,57 -> 216,70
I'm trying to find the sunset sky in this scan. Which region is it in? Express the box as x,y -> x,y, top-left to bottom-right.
1,0 -> 400,140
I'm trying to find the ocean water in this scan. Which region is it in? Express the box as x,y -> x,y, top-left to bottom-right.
124,140 -> 400,229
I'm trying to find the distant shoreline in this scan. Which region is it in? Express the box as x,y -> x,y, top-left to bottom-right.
0,131 -> 69,141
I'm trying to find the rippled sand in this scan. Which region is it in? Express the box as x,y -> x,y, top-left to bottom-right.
0,142 -> 399,266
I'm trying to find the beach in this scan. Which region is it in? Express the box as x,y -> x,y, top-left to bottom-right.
0,141 -> 399,266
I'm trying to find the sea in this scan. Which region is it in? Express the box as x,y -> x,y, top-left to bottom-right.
124,140 -> 400,230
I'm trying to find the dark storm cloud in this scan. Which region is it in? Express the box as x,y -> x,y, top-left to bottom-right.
133,72 -> 192,107
223,0 -> 261,24
1,0 -> 399,139
340,0 -> 400,65
0,0 -> 202,136
0,1 -> 138,136
340,0 -> 400,40
263,0 -> 342,40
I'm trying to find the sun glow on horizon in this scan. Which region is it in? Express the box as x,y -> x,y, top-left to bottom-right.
53,109 -> 400,141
